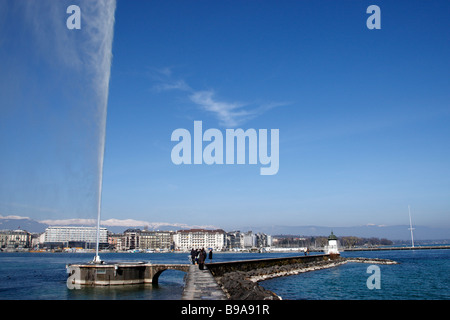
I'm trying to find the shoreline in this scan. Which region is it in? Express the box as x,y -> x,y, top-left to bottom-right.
3,244 -> 450,254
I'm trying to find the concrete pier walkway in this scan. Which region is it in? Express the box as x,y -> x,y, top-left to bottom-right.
182,265 -> 228,300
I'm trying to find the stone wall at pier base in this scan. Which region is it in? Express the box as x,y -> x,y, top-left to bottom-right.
210,256 -> 397,300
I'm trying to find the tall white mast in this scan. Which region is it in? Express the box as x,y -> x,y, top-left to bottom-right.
408,205 -> 415,248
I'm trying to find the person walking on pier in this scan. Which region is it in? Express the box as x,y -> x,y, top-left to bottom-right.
190,248 -> 196,265
198,248 -> 207,270
208,249 -> 213,261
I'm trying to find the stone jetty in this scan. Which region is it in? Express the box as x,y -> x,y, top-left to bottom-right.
213,256 -> 398,300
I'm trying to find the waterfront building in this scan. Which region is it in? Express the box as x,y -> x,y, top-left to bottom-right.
44,226 -> 108,249
122,228 -> 141,250
31,233 -> 45,249
226,231 -> 245,249
242,231 -> 257,248
173,229 -> 226,251
226,231 -> 273,250
35,225 -> 272,252
107,232 -> 123,250
117,229 -> 174,251
139,230 -> 174,251
255,232 -> 272,248
0,229 -> 32,250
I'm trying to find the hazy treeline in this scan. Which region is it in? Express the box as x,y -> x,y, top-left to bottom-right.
273,235 -> 393,248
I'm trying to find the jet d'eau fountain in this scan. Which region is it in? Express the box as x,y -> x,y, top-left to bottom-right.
0,0 -> 116,263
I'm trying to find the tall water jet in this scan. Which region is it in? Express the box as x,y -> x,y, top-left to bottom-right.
0,0 -> 117,263
85,0 -> 117,264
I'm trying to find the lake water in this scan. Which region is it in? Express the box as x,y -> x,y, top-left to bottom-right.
261,249 -> 450,300
0,250 -> 448,300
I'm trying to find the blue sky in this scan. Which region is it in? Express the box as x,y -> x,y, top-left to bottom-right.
1,0 -> 449,232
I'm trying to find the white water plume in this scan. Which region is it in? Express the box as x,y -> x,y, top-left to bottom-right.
0,0 -> 117,239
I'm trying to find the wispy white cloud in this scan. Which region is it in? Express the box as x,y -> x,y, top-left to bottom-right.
0,214 -> 31,220
153,69 -> 289,127
189,90 -> 251,127
154,79 -> 191,92
365,223 -> 388,227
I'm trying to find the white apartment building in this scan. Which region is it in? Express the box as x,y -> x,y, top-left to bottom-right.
243,231 -> 257,248
44,226 -> 108,247
173,229 -> 226,251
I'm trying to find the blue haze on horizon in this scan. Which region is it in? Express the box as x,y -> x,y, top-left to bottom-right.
0,0 -> 449,234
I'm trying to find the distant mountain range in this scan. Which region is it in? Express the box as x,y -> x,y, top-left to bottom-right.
0,216 -> 215,234
0,216 -> 448,241
0,217 -> 49,233
243,224 -> 450,241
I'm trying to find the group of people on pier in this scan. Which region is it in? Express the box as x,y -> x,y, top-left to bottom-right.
190,248 -> 213,270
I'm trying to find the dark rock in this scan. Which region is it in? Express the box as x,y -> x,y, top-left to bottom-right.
218,271 -> 280,300
215,258 -> 349,300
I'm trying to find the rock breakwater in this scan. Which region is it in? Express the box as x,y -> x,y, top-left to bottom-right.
215,256 -> 397,300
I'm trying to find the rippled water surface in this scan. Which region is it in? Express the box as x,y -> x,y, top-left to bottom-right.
260,249 -> 450,300
0,250 -> 448,300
